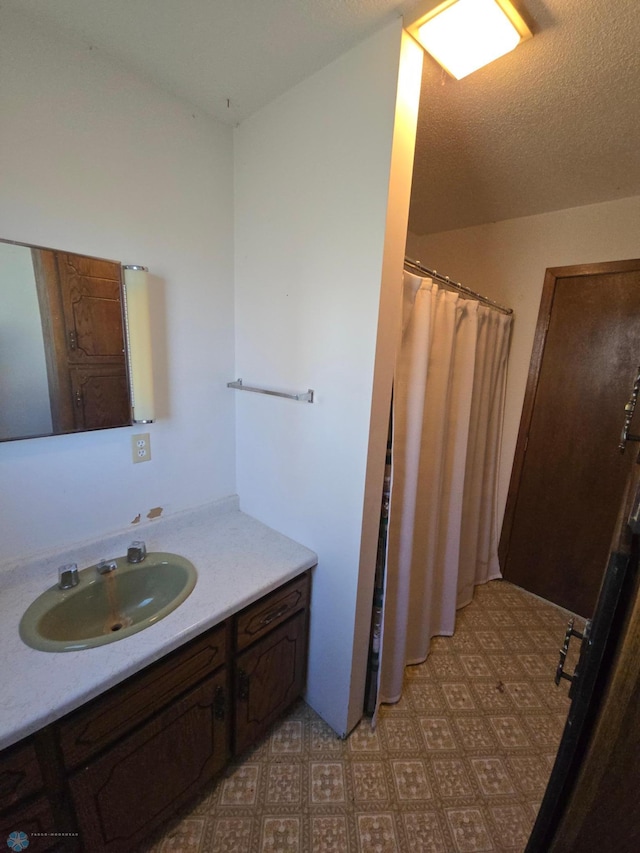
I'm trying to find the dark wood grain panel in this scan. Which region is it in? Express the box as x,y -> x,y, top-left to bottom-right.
500,259 -> 640,617
58,622 -> 227,768
69,670 -> 228,852
234,609 -> 308,755
0,794 -> 63,851
0,739 -> 43,810
236,572 -> 309,652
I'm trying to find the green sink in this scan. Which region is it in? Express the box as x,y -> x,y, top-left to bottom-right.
19,552 -> 197,652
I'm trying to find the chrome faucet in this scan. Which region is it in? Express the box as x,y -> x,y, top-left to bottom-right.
58,563 -> 79,590
96,559 -> 118,575
127,541 -> 147,564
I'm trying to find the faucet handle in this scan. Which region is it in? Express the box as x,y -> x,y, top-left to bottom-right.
58,563 -> 79,590
127,541 -> 147,564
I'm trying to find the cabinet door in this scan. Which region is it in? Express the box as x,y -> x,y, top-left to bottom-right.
0,794 -> 62,852
69,365 -> 130,430
0,739 -> 43,811
69,670 -> 228,853
58,623 -> 227,770
32,249 -> 129,433
234,610 -> 307,755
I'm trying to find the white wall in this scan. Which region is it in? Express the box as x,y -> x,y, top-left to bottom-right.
406,195 -> 640,529
234,20 -> 420,736
0,10 -> 236,562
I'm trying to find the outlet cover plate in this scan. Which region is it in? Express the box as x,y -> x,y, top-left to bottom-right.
132,433 -> 151,463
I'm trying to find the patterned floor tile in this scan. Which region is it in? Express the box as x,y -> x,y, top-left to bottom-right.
489,805 -> 533,849
407,682 -> 446,712
311,816 -> 350,853
351,760 -> 389,801
210,818 -> 253,853
445,807 -> 494,852
459,654 -> 494,678
391,759 -> 432,800
403,811 -> 450,853
489,716 -> 532,749
419,717 -> 457,750
505,682 -> 543,709
356,814 -> 398,852
470,758 -> 516,796
442,682 -> 477,710
310,719 -> 344,753
260,817 -> 300,853
220,765 -> 261,806
379,717 -> 420,752
137,580 -> 575,853
454,716 -> 498,751
507,755 -> 552,796
310,762 -> 346,803
266,764 -> 302,804
348,719 -> 382,752
270,720 -> 303,754
431,758 -> 476,798
156,818 -> 204,852
427,653 -> 465,678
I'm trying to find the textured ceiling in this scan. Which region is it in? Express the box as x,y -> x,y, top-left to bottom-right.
411,0 -> 640,233
4,0 -> 640,235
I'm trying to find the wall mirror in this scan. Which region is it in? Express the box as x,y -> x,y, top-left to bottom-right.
0,238 -> 132,442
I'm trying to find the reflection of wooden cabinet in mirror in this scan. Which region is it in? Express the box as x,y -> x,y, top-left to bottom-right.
32,250 -> 131,433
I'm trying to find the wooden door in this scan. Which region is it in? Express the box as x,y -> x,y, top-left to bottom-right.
541,462 -> 640,853
500,259 -> 640,617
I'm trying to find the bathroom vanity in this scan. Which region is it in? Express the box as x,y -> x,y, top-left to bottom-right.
0,500 -> 316,851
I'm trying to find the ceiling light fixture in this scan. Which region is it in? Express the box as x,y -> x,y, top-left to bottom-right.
406,0 -> 532,80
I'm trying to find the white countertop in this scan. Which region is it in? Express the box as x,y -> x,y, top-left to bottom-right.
0,497 -> 317,751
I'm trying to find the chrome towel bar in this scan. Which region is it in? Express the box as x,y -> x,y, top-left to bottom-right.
227,378 -> 314,403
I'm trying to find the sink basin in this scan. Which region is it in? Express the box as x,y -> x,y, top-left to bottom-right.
19,552 -> 197,652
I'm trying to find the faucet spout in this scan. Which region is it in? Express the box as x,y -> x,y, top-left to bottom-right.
97,559 -> 118,575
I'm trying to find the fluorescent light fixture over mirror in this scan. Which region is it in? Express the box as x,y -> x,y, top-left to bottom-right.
123,265 -> 155,423
406,0 -> 532,80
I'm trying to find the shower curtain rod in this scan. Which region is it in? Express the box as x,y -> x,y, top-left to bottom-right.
404,257 -> 513,316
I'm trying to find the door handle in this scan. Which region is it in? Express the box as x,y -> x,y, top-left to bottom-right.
555,617 -> 590,689
619,366 -> 640,452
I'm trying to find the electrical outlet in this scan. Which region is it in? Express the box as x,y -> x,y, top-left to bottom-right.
132,433 -> 151,464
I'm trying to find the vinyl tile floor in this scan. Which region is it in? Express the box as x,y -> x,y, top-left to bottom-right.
140,580 -> 583,853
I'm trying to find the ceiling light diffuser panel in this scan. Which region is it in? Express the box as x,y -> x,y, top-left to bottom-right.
407,0 -> 532,80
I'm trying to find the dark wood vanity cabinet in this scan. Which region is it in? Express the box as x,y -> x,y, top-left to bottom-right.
0,740 -> 60,851
234,573 -> 310,754
69,670 -> 229,852
0,570 -> 310,853
62,623 -> 230,852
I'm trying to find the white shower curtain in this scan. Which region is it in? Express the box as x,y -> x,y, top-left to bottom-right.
378,271 -> 512,704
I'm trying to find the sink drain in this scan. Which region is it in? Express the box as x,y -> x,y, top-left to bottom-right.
103,614 -> 133,634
